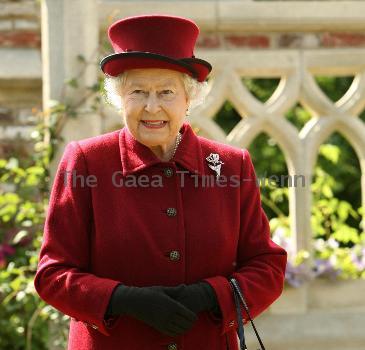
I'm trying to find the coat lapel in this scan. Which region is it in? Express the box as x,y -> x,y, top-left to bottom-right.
119,122 -> 206,177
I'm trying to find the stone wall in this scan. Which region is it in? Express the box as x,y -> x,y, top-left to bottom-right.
2,0 -> 365,159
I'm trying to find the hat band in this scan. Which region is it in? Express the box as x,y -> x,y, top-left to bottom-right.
100,51 -> 200,79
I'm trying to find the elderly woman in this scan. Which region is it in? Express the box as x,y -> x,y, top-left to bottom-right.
34,14 -> 287,350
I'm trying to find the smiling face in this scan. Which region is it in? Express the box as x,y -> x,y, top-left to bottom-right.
120,68 -> 190,160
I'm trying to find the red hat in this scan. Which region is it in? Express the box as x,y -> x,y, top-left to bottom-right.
100,14 -> 212,82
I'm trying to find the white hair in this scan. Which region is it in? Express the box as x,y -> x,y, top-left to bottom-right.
103,70 -> 210,113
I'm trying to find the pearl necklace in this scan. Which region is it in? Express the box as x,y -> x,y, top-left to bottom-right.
169,132 -> 182,161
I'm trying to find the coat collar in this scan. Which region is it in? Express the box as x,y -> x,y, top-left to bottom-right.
119,122 -> 206,177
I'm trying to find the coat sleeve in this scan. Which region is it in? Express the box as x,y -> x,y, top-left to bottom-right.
33,141 -> 121,336
202,149 -> 287,336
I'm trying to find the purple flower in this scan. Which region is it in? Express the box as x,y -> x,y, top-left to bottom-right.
312,258 -> 341,280
272,228 -> 295,257
350,247 -> 365,271
285,261 -> 314,288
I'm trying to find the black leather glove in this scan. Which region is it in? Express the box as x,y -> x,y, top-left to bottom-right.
105,284 -> 198,337
148,282 -> 221,315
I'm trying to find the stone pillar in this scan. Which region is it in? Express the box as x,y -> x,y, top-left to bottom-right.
362,171 -> 365,235
289,164 -> 313,255
285,164 -> 312,314
41,0 -> 101,177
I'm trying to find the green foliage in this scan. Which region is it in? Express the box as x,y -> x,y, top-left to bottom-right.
285,103 -> 312,130
315,76 -> 354,102
242,78 -> 281,103
213,101 -> 241,134
0,54 -> 105,349
0,127 -> 70,348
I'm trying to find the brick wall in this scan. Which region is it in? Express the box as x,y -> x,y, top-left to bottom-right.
196,32 -> 365,49
0,0 -> 41,160
0,0 -> 40,48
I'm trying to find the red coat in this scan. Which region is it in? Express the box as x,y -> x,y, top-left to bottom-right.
34,122 -> 287,350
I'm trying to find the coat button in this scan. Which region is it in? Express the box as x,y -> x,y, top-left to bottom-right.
166,207 -> 177,217
169,250 -> 180,261
163,167 -> 174,177
167,343 -> 178,350
229,320 -> 235,327
91,324 -> 98,330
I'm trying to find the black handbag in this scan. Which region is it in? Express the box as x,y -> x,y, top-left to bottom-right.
228,277 -> 266,350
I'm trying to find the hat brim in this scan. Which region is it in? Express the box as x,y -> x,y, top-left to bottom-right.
100,52 -> 211,82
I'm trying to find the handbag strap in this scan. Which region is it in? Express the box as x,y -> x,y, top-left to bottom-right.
232,283 -> 247,350
229,278 -> 266,350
